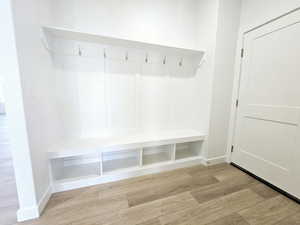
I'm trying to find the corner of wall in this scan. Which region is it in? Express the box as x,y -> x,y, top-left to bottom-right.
17,206 -> 39,222
206,0 -> 242,160
17,185 -> 52,222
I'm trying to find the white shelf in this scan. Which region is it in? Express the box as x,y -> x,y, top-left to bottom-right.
42,26 -> 205,58
143,145 -> 173,166
102,149 -> 140,173
175,141 -> 202,160
53,162 -> 100,181
48,129 -> 206,159
52,156 -> 204,193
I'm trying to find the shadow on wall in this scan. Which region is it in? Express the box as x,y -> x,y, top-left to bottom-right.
49,36 -> 206,140
50,39 -> 203,78
0,76 -> 6,115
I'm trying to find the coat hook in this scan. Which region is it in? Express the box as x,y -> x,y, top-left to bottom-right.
125,52 -> 128,61
103,49 -> 106,58
163,56 -> 166,65
78,45 -> 82,56
179,58 -> 183,67
145,53 -> 148,63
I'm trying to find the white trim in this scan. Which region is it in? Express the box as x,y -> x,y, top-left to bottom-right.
48,130 -> 206,159
226,6 -> 300,164
0,102 -> 5,114
17,206 -> 39,222
38,186 -> 52,215
16,186 -> 52,222
42,26 -> 206,57
53,157 -> 204,193
203,155 -> 227,166
226,25 -> 246,164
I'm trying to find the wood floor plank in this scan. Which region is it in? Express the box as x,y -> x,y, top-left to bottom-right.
0,116 -> 18,225
99,171 -> 192,199
204,213 -> 250,225
159,189 -> 264,225
127,175 -> 218,207
273,212 -> 300,225
185,163 -> 231,177
136,218 -> 161,225
213,166 -> 246,182
159,192 -> 200,215
0,205 -> 18,225
249,183 -> 279,199
239,195 -> 300,225
121,192 -> 199,225
37,193 -> 129,225
69,211 -> 124,225
48,193 -> 128,214
191,173 -> 256,204
15,164 -> 300,225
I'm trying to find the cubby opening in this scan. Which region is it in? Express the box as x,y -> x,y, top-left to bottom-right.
143,144 -> 174,166
51,154 -> 101,181
102,149 -> 140,173
175,141 -> 202,160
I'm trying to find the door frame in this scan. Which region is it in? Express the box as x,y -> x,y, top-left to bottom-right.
226,7 -> 300,163
226,6 -> 300,203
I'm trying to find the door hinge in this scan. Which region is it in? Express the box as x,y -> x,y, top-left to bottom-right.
231,145 -> 234,153
235,99 -> 239,108
241,48 -> 244,58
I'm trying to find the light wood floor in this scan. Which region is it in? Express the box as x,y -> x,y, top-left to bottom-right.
19,162 -> 300,225
0,115 -> 18,225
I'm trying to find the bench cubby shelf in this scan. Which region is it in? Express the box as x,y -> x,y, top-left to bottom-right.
49,130 -> 206,192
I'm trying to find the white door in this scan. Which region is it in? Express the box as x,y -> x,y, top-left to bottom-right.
232,10 -> 300,199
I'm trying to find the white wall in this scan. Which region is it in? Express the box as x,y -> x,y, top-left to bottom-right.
49,0 -> 243,160
206,0 -> 241,158
0,0 -> 38,221
240,0 -> 300,32
195,0 -> 220,140
50,0 -> 199,50
227,0 -> 300,160
0,76 -> 5,114
4,0 -> 245,220
9,0 -> 60,219
47,0 -> 218,141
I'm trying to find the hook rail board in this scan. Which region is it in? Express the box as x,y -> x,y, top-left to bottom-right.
42,26 -> 206,59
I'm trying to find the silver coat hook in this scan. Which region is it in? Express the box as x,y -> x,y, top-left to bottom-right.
179,58 -> 183,67
103,49 -> 106,58
125,52 -> 128,61
145,53 -> 148,63
163,56 -> 166,65
78,45 -> 82,56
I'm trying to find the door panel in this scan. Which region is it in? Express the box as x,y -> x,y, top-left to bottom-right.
233,10 -> 300,198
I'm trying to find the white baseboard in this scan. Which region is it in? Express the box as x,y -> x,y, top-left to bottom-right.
0,103 -> 5,114
17,206 -> 39,222
203,155 -> 227,166
53,157 -> 205,193
17,186 -> 52,222
38,186 -> 52,214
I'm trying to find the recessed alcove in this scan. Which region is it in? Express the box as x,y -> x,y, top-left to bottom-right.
43,26 -> 207,192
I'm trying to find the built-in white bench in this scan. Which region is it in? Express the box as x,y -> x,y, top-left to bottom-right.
43,26 -> 207,193
49,129 -> 206,192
